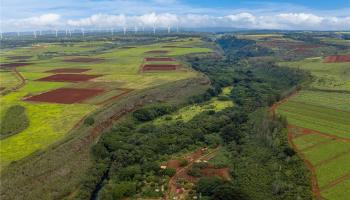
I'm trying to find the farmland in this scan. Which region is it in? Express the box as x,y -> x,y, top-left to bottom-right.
277,54 -> 350,199
0,37 -> 213,168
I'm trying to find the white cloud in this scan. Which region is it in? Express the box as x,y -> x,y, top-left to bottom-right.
1,12 -> 350,31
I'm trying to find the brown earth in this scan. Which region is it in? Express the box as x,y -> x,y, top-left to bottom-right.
25,88 -> 104,104
63,57 -> 105,63
0,62 -> 33,68
95,88 -> 134,105
143,64 -> 180,71
36,74 -> 102,82
120,46 -> 136,49
324,55 -> 350,63
144,57 -> 176,62
46,68 -> 91,73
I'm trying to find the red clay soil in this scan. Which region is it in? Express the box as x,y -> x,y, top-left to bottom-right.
46,68 -> 91,73
37,74 -> 102,82
145,50 -> 169,54
63,57 -> 105,63
144,57 -> 176,62
0,62 -> 32,68
25,88 -> 104,104
6,56 -> 32,60
143,64 -> 180,71
201,166 -> 231,180
324,55 -> 350,63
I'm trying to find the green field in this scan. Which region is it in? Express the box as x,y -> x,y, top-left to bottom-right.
154,86 -> 233,124
0,37 -> 213,168
277,57 -> 350,199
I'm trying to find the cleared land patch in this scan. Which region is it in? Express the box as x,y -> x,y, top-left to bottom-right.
46,68 -> 91,73
25,88 -> 104,104
36,74 -> 102,82
0,62 -> 32,68
324,55 -> 350,63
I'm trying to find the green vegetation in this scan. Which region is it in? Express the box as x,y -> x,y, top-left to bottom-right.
0,105 -> 29,139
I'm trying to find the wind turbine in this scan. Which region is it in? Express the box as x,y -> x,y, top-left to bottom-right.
39,30 -> 42,36
153,24 -> 156,35
81,28 -> 85,37
167,25 -> 171,34
0,32 -> 3,40
55,29 -> 58,37
176,24 -> 179,33
33,30 -> 37,39
123,26 -> 127,35
111,28 -> 114,36
134,26 -> 138,34
68,29 -> 72,37
65,29 -> 68,36
17,31 -> 20,37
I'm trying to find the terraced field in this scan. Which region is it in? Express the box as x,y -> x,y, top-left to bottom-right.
277,58 -> 350,200
0,37 -> 213,168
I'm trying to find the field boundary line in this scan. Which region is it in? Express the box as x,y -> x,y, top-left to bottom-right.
288,125 -> 350,143
314,149 -> 350,167
300,139 -> 334,152
320,173 -> 350,192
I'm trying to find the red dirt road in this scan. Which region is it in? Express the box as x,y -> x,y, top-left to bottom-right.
37,74 -> 102,82
324,55 -> 350,63
25,88 -> 104,104
46,68 -> 91,73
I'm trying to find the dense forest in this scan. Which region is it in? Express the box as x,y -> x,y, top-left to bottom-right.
78,35 -> 313,200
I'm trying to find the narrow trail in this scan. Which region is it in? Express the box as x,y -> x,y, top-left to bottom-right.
0,67 -> 26,95
165,147 -> 221,200
320,173 -> 350,192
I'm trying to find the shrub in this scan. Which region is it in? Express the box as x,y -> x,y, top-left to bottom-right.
0,105 -> 29,139
84,117 -> 95,126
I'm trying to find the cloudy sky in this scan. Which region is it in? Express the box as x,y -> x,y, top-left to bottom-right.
1,0 -> 350,31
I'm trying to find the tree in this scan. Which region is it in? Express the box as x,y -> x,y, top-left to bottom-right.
212,184 -> 247,200
196,177 -> 224,196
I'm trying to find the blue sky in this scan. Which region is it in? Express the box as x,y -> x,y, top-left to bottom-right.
1,0 -> 350,31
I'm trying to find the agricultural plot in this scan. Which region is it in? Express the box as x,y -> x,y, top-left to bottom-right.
0,37 -> 213,168
277,55 -> 350,199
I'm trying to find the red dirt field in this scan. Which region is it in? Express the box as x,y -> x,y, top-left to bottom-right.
0,62 -> 32,68
6,56 -> 32,60
324,55 -> 350,63
145,50 -> 169,54
46,68 -> 91,73
37,74 -> 102,82
63,57 -> 105,63
144,57 -> 176,62
25,88 -> 104,104
143,64 -> 180,71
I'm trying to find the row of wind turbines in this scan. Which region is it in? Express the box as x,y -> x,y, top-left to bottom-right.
0,25 -> 180,39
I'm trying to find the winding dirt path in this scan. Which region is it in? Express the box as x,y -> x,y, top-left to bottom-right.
165,147 -> 221,200
0,67 -> 26,95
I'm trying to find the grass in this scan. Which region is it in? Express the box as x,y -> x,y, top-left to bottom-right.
322,180 -> 350,200
316,153 -> 350,188
154,87 -> 233,124
278,55 -> 350,199
278,101 -> 350,138
0,37 -> 213,168
0,70 -> 20,90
